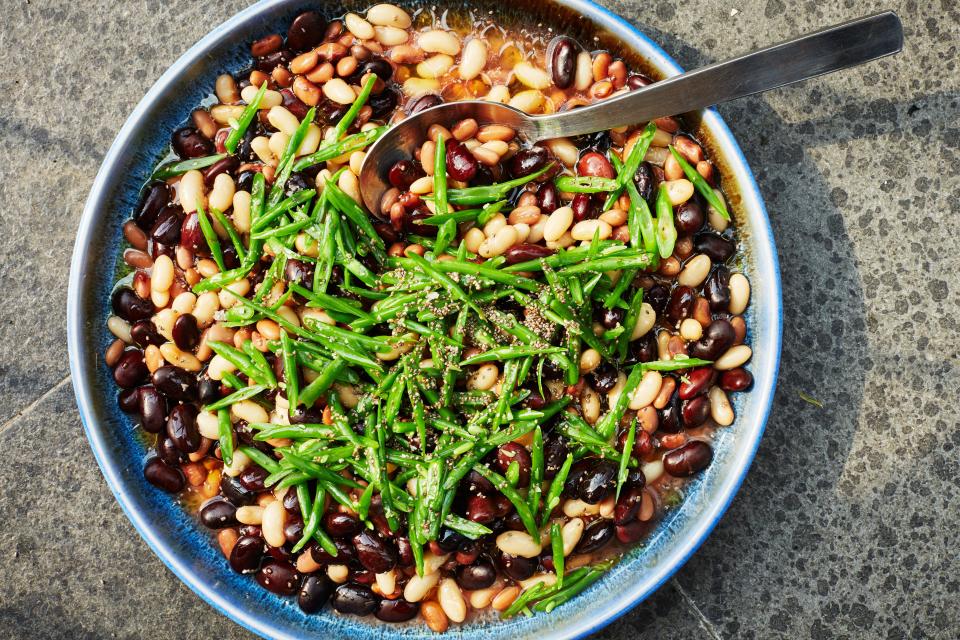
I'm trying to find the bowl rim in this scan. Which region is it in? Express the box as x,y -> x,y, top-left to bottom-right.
67,0 -> 782,638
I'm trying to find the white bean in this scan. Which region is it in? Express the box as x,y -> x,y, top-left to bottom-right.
322,78 -> 356,105
508,89 -> 544,114
107,316 -> 132,343
241,84 -> 282,108
417,54 -> 454,78
714,344 -> 752,370
375,569 -> 397,596
459,38 -> 488,80
544,138 -> 579,167
267,106 -> 299,135
438,578 -> 467,623
403,572 -> 439,602
664,179 -> 694,205
179,170 -> 205,213
366,3 -> 412,28
403,77 -> 441,97
561,518 -> 584,556
327,564 -> 349,583
478,225 -> 518,258
641,459 -> 664,483
495,530 -> 542,558
262,500 -> 287,547
197,411 -> 220,440
543,206 -> 573,242
231,399 -> 269,424
419,29 -> 460,55
630,302 -> 656,340
467,363 -> 499,391
208,173 -> 236,213
344,13 -> 375,40
374,25 -> 409,46
678,254 -> 712,287
628,370 -> 663,410
223,449 -> 250,477
728,273 -> 751,314
235,505 -> 263,525
679,318 -> 703,341
574,51 -> 593,90
151,255 -> 174,293
709,386 -> 735,426
571,219 -> 612,241
232,191 -> 252,233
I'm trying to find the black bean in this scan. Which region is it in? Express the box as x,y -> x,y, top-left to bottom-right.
574,520 -> 614,554
588,362 -> 618,394
230,535 -> 265,574
298,574 -> 335,614
285,517 -> 305,545
117,387 -> 140,413
130,320 -> 164,348
548,36 -> 578,88
694,232 -> 735,263
367,85 -> 399,119
497,553 -> 536,581
578,458 -> 617,504
456,556 -> 496,590
543,437 -> 569,480
289,406 -> 324,424
666,285 -> 696,324
633,162 -> 654,201
311,538 -> 356,566
220,473 -> 256,506
627,73 -> 654,90
703,266 -> 731,312
663,440 -> 713,477
689,318 -> 735,361
198,377 -> 220,404
134,182 -> 171,230
200,499 -> 238,529
287,11 -> 326,51
172,314 -> 200,351
254,50 -> 291,73
494,443 -> 532,488
464,469 -> 495,495
150,206 -> 183,246
113,349 -> 148,388
675,201 -> 704,235
282,487 -> 301,514
352,530 -> 397,573
375,598 -> 419,622
645,283 -> 670,315
111,287 -> 154,322
681,395 -> 711,428
359,58 -> 393,81
658,389 -> 683,433
152,365 -> 198,401
332,583 -> 379,616
285,258 -> 315,290
597,306 -> 624,330
614,484 -> 645,524
281,87 -> 311,121
256,560 -> 300,595
630,332 -> 657,364
239,465 -> 270,492
324,512 -> 362,538
509,146 -> 550,178
156,435 -> 184,466
166,403 -> 200,453
562,459 -> 595,498
171,127 -> 213,159
405,93 -> 442,115
396,537 -> 414,568
137,385 -> 166,433
143,458 -> 184,493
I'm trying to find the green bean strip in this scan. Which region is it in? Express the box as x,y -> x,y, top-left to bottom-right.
625,179 -> 658,254
541,453 -> 573,527
443,163 -> 555,205
654,183 -> 677,259
195,202 -> 225,272
669,145 -> 729,220
208,341 -> 275,388
280,329 -> 299,416
269,107 -> 317,206
324,180 -> 387,263
292,125 -> 387,171
150,153 -> 226,181
203,384 -> 268,412
617,286 -> 644,359
334,75 -> 377,140
460,346 -> 563,366
238,445 -> 280,474
551,522 -> 565,589
554,175 -> 619,193
528,426 -> 544,516
500,582 -> 550,619
474,465 -> 539,538
597,364 -> 645,440
225,81 -> 267,153
640,357 -> 714,371
217,409 -> 234,466
251,189 -> 317,232
298,357 -> 346,409
616,418 -> 636,500
433,136 -> 456,255
208,207 -> 247,261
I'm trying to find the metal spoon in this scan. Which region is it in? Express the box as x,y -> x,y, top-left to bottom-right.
359,11 -> 902,213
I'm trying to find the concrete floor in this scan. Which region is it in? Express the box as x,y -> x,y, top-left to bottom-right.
1,0 -> 958,638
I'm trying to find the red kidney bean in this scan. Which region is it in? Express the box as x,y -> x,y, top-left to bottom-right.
588,362 -> 618,394
492,494 -> 513,519
387,159 -> 424,190
503,243 -> 555,265
578,458 -> 618,504
152,365 -> 198,401
299,574 -> 334,614
266,541 -> 294,563
510,146 -> 550,178
720,368 -> 753,392
616,520 -> 651,544
256,560 -> 300,596
143,457 -> 184,493
172,314 -> 200,351
446,140 -> 478,182
352,530 -> 397,573
524,389 -> 546,410
658,389 -> 683,433
626,73 -> 653,90
679,368 -> 714,399
455,543 -> 481,566
150,206 -> 183,246
172,127 -> 213,159
202,155 -> 240,187
689,318 -> 735,361
681,396 -> 710,428
675,201 -> 704,235
396,536 -> 414,568
576,151 -> 615,179
536,181 -> 559,211
287,11 -> 326,51
456,556 -> 496,590
666,285 -> 696,324
200,498 -> 238,529
548,35 -> 579,88
694,232 -> 735,262
663,440 -> 713,477
179,212 -> 208,255
618,426 -> 654,458
220,473 -> 256,506
465,469 -> 495,494
137,385 -> 166,433
285,517 -> 305,545
254,49 -> 291,73
571,192 -> 596,221
118,387 -> 140,413
405,93 -> 443,115
276,88 -> 311,121
575,520 -> 614,554
703,266 -> 731,312
324,512 -> 361,538
463,493 -> 495,523
496,553 -> 536,581
614,484 -> 646,524
112,287 -> 154,322
494,443 -> 532,487
134,182 -> 171,230
131,320 -> 164,348
311,538 -> 356,566
331,584 -> 378,616
113,349 -> 149,388
376,598 -> 420,622
167,403 -> 200,453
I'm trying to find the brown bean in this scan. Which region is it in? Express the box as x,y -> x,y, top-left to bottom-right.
251,34 -> 283,57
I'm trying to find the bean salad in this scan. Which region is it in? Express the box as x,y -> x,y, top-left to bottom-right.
105,2 -> 754,631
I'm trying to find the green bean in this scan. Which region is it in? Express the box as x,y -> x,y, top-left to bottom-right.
460,346 -> 562,366
195,202 -> 225,272
150,153 -> 226,181
293,125 -> 387,172
616,418 -> 636,500
669,145 -> 729,220
554,175 -> 619,193
556,250 -> 654,276
217,409 -> 234,466
641,357 -> 713,372
625,178 -> 658,254
203,384 -> 268,412
208,206 -> 247,261
298,357 -> 346,409
443,163 -> 554,205
528,426 -> 544,516
551,522 -> 565,588
473,465 -> 539,538
597,364 -> 645,440
324,180 -> 386,262
280,330 -> 299,416
269,107 -> 316,206
654,183 -> 677,259
617,285 -> 645,359
541,453 -> 573,527
224,81 -> 267,153
208,341 -> 275,388
251,189 -> 316,232
238,445 -> 280,474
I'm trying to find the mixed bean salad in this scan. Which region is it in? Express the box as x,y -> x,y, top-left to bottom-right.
105,3 -> 754,630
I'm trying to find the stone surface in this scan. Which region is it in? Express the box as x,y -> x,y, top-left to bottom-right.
0,0 -> 957,639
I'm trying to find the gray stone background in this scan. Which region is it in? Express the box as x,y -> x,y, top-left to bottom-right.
1,0 -> 957,638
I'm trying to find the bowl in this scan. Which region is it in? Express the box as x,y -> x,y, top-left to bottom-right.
67,0 -> 782,637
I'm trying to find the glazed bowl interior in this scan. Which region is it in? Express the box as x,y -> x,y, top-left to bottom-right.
68,0 -> 782,638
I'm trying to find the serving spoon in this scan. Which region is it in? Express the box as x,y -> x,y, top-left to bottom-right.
359,11 -> 902,213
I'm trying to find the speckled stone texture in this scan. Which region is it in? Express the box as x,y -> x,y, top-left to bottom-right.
0,0 -> 957,638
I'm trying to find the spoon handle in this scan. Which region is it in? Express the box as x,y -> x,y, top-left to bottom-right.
533,11 -> 903,140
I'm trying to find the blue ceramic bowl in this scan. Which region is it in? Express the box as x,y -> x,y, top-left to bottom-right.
68,1 -> 782,637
